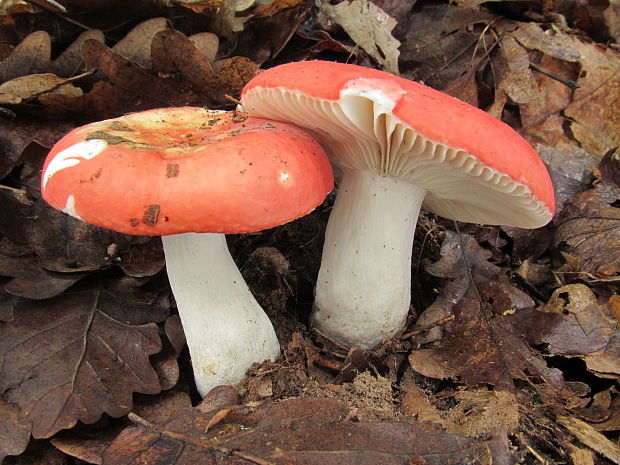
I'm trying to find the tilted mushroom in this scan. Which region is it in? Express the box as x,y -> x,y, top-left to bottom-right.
41,107 -> 333,396
241,60 -> 555,349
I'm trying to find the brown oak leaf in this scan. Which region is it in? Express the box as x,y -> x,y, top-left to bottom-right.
0,289 -> 162,438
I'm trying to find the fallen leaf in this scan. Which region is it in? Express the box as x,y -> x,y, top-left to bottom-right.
133,389 -> 192,424
213,56 -> 258,102
112,18 -> 170,68
320,0 -> 400,74
0,254 -> 86,300
150,29 -> 217,101
535,284 -> 616,355
102,397 -> 486,465
0,439 -> 64,465
0,30 -> 50,83
0,116 -> 73,181
0,186 -> 36,246
197,385 -> 239,413
81,39 -> 202,108
188,32 -> 219,62
0,290 -> 19,322
164,315 -> 185,356
234,3 -> 307,64
487,32 -> 539,119
514,23 -> 620,159
33,200 -> 143,273
399,5 -> 496,89
599,149 -> 620,188
51,425 -> 125,465
49,29 -> 105,78
585,333 -> 620,377
0,399 -> 31,462
605,0 -> 620,42
118,238 -> 165,277
0,289 -> 162,438
553,184 -> 620,281
409,231 -> 562,389
0,73 -> 83,104
442,389 -> 520,439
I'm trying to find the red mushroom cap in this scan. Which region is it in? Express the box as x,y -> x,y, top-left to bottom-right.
42,108 -> 333,235
241,61 -> 555,228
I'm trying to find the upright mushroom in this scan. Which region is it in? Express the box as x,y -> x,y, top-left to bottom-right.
241,61 -> 555,349
41,107 -> 333,396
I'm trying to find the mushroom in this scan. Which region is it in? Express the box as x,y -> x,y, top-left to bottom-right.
41,107 -> 333,396
241,61 -> 555,349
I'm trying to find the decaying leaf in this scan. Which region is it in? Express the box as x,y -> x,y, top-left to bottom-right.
537,284 -> 616,355
102,396 -> 488,465
213,56 -> 258,102
0,117 -> 74,181
51,424 -> 125,465
487,33 -> 539,119
150,29 -> 217,100
320,0 -> 400,74
585,333 -> 620,378
112,18 -> 170,68
0,30 -> 50,83
81,39 -> 202,108
0,399 -> 31,462
0,73 -> 83,104
118,238 -> 165,278
33,200 -> 145,273
188,32 -> 219,62
409,231 -> 562,389
514,22 -> 620,159
399,5 -> 496,88
49,29 -> 105,78
0,289 -> 162,438
0,254 -> 86,300
442,389 -> 520,439
553,183 -> 620,281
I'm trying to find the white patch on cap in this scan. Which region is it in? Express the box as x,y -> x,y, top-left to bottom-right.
61,195 -> 82,220
42,139 -> 108,189
279,172 -> 290,183
341,77 -> 405,112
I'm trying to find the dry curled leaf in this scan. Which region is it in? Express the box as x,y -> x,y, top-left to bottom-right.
0,289 -> 162,438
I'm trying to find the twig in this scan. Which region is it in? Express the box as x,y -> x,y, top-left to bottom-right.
526,445 -> 549,465
529,62 -> 580,90
312,353 -> 345,372
400,314 -> 455,340
312,327 -> 350,352
127,412 -> 276,465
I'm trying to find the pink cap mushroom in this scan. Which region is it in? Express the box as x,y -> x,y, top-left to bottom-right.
42,107 -> 333,395
241,60 -> 555,349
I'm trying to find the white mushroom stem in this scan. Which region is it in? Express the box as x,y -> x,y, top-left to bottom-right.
311,169 -> 426,349
161,232 -> 280,397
